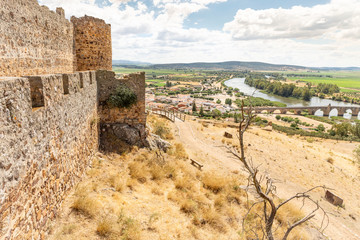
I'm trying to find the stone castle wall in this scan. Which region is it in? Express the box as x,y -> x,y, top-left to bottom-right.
0,70 -> 146,239
0,72 -> 99,239
0,0 -> 74,77
72,16 -> 112,72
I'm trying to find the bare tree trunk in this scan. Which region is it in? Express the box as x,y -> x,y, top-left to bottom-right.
228,99 -> 328,240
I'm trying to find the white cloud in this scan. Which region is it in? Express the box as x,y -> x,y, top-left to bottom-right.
223,0 -> 360,40
37,0 -> 360,67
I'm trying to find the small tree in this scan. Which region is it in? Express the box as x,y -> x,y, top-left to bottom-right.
275,115 -> 281,120
225,98 -> 232,106
302,89 -> 311,101
216,99 -> 221,104
227,99 -> 328,240
192,101 -> 197,113
166,81 -> 172,88
199,105 -> 204,117
212,109 -> 221,118
316,124 -> 325,132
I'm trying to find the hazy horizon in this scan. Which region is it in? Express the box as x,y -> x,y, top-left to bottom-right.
39,0 -> 360,68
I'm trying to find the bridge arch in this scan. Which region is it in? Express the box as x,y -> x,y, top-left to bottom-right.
343,109 -> 352,119
329,108 -> 338,118
314,109 -> 324,117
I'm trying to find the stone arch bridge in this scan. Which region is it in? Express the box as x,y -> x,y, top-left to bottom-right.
246,104 -> 360,117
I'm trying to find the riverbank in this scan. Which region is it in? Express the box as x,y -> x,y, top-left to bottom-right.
225,78 -> 359,107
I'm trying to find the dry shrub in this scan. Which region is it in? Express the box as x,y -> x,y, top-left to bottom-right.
202,172 -> 228,193
71,184 -> 99,218
120,216 -> 142,240
128,161 -> 148,183
71,195 -> 99,218
201,208 -> 226,232
168,142 -> 188,160
153,118 -> 173,140
163,163 -> 177,179
151,187 -> 163,196
180,199 -> 197,214
167,190 -> 186,204
109,174 -> 127,192
276,202 -> 305,225
126,178 -> 138,190
175,175 -> 193,191
214,194 -> 226,210
96,217 -> 114,237
149,164 -> 166,181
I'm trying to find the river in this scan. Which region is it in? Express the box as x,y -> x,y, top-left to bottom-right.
224,78 -> 359,118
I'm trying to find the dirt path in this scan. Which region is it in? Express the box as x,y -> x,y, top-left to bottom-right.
173,118 -> 360,240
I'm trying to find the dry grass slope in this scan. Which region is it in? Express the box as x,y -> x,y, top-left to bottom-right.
48,115 -> 309,240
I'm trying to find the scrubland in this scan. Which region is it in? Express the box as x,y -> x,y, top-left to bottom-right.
48,115 -> 311,240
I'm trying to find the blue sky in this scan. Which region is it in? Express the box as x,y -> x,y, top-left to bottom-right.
39,0 -> 359,67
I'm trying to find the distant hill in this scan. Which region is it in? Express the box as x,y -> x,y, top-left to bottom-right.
150,61 -> 360,71
112,60 -> 151,66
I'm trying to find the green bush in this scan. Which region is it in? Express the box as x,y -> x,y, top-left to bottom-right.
107,85 -> 137,108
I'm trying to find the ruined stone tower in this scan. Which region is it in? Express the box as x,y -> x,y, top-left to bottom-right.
71,16 -> 112,71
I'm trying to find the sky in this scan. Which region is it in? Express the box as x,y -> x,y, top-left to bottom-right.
38,0 -> 360,67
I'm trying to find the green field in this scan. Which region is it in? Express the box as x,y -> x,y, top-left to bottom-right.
283,71 -> 360,92
113,67 -> 190,75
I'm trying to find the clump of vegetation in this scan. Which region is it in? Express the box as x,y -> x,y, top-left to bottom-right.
107,84 -> 137,108
149,115 -> 174,140
235,96 -> 286,107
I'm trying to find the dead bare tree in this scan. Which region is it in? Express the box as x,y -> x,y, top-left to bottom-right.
228,100 -> 329,240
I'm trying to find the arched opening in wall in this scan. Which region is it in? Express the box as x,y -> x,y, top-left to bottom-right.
261,110 -> 268,114
344,109 -> 352,119
329,109 -> 338,118
28,76 -> 45,108
314,109 -> 324,117
62,75 -> 69,95
357,111 -> 360,120
273,110 -> 281,114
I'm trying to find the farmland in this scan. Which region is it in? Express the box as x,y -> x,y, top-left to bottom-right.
283,71 -> 360,92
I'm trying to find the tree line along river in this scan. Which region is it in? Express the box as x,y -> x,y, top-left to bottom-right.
225,78 -> 360,119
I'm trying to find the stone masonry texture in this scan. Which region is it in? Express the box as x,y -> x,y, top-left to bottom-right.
72,16 -> 112,72
0,0 -> 74,77
0,72 -> 99,240
0,70 -> 146,240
